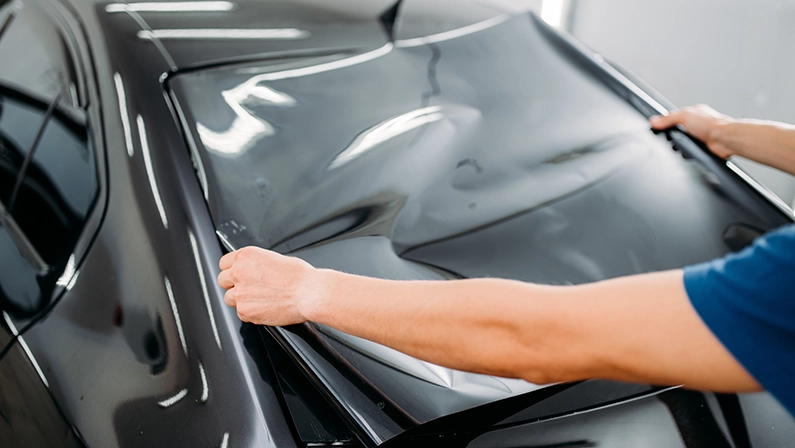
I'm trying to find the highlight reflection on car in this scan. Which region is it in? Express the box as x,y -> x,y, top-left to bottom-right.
1,0 -> 794,447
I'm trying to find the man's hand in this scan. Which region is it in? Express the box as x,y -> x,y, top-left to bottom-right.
217,246 -> 318,326
651,104 -> 734,159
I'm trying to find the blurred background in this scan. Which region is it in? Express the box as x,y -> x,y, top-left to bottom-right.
495,0 -> 795,209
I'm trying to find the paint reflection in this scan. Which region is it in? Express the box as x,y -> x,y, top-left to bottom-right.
247,43 -> 393,82
136,115 -> 168,229
2,311 -> 18,336
329,106 -> 445,169
164,277 -> 188,357
17,336 -> 49,387
55,254 -> 76,287
158,388 -> 188,408
137,28 -> 308,41
106,1 -> 234,13
395,16 -> 509,48
197,44 -> 394,155
188,229 -> 222,350
199,362 -> 209,402
113,73 -> 134,157
195,84 -> 291,155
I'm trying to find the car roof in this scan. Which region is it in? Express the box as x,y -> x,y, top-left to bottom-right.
70,0 -> 509,72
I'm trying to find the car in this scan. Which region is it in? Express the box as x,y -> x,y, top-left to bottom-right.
1,0 -> 794,447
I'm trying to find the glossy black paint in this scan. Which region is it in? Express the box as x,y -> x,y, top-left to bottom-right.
0,1 -> 793,448
0,324 -> 84,447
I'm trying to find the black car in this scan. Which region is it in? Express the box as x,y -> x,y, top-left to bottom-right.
1,0 -> 794,447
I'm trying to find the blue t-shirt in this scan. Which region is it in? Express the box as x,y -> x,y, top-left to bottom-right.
684,223 -> 795,416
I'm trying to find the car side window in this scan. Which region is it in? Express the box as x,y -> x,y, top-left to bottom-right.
0,0 -> 98,316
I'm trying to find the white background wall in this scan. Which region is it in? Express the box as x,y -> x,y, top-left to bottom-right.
497,0 -> 795,208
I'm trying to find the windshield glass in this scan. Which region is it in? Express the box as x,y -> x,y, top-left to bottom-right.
169,12 -> 789,439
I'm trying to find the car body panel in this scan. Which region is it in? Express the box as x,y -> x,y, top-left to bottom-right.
119,0 -> 390,71
0,316 -> 84,447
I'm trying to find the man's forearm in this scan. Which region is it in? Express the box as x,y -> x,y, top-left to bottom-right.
306,271 -> 576,382
304,269 -> 759,390
717,119 -> 795,176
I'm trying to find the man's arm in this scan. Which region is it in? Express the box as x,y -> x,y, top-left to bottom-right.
651,104 -> 795,176
218,247 -> 760,392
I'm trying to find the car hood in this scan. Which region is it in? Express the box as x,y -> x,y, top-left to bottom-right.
168,11 -> 788,445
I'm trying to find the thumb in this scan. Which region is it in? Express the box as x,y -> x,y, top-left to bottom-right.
650,111 -> 682,130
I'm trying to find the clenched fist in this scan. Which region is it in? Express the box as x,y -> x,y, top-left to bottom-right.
650,104 -> 734,159
217,246 -> 320,326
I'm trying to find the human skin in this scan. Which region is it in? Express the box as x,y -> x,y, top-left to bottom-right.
651,104 -> 795,174
218,105 -> 795,391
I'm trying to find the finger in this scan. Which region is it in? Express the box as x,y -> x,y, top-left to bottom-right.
219,250 -> 238,270
650,110 -> 683,130
224,289 -> 236,307
217,270 -> 235,290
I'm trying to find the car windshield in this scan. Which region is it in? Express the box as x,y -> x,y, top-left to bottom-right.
169,12 -> 789,439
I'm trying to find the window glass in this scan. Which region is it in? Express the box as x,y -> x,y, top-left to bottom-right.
0,0 -> 97,315
0,89 -> 95,265
0,0 -> 82,107
0,93 -> 94,215
0,224 -> 42,314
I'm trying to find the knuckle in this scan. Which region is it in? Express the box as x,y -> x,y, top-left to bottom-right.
224,289 -> 235,304
234,248 -> 249,262
231,264 -> 250,282
236,304 -> 250,321
240,246 -> 258,258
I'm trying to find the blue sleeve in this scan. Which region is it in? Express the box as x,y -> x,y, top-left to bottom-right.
684,224 -> 795,416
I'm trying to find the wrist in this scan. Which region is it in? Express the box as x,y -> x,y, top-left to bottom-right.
708,118 -> 738,158
298,268 -> 339,323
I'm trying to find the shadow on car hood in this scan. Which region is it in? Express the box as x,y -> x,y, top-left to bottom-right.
168,12 -> 790,445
